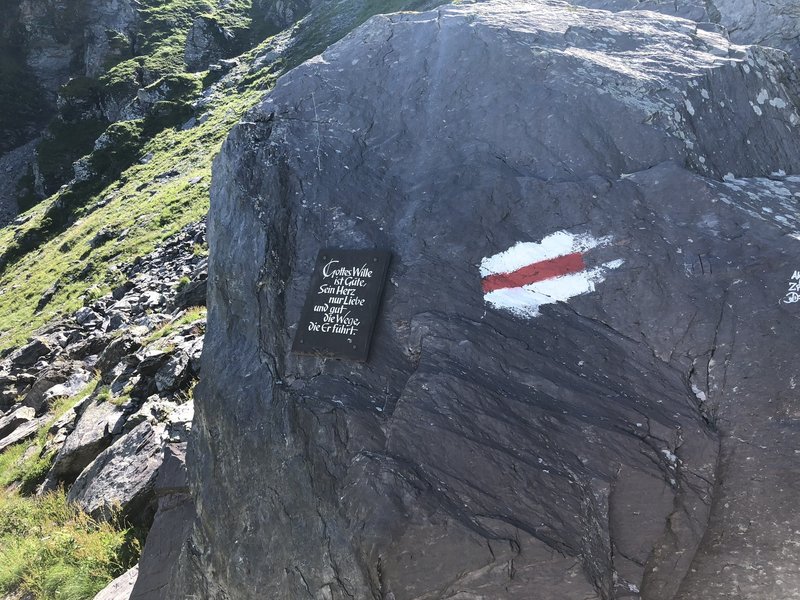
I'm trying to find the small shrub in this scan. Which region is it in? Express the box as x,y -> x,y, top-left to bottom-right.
95,387 -> 111,404
175,275 -> 191,291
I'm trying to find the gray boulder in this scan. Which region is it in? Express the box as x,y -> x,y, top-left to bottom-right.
174,277 -> 206,309
45,396 -> 126,485
68,421 -> 165,524
154,351 -> 190,393
169,1 -> 800,598
0,405 -> 35,439
9,337 -> 53,367
0,415 -> 46,453
96,335 -> 142,382
21,361 -> 75,414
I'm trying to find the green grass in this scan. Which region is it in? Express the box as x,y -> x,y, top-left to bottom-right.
0,489 -> 140,600
146,306 -> 207,343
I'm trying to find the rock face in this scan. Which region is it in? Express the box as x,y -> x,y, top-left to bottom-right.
93,565 -> 139,600
573,0 -> 800,60
171,1 -> 800,599
129,443 -> 194,600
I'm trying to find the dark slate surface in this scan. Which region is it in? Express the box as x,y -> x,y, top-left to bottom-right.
170,1 -> 800,598
130,443 -> 194,600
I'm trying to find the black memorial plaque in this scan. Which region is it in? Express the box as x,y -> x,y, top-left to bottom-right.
291,248 -> 391,361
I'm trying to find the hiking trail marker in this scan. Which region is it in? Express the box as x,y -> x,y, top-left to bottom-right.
292,248 -> 391,361
480,231 -> 623,318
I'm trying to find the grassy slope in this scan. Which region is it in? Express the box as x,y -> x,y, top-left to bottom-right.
0,489 -> 140,600
0,0 -> 443,353
0,78 -> 264,351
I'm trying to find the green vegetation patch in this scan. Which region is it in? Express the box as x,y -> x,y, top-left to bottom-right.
0,489 -> 140,600
0,74 -> 267,351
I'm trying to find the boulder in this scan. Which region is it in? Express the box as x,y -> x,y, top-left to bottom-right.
40,394 -> 92,457
96,335 -> 142,383
169,2 -> 800,599
154,352 -> 190,393
41,367 -> 93,405
44,397 -> 126,485
21,361 -> 75,414
0,416 -> 46,453
173,277 -> 206,309
68,421 -> 164,525
136,348 -> 172,376
139,290 -> 166,310
9,338 -> 53,367
66,333 -> 111,360
74,306 -> 101,326
0,405 -> 35,439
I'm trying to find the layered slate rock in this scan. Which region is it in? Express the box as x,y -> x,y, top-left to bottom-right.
92,565 -> 139,600
67,421 -> 164,524
172,1 -> 800,599
129,443 -> 194,600
44,397 -> 126,486
572,0 -> 800,60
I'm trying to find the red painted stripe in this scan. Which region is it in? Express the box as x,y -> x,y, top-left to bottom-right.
482,252 -> 585,293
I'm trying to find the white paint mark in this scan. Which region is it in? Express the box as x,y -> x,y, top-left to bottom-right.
480,232 -> 623,318
757,89 -> 769,105
479,231 -> 609,277
684,99 -> 695,116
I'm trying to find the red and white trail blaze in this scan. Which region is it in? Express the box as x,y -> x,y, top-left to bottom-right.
480,231 -> 623,318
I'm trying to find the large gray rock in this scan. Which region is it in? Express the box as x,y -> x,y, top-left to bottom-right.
9,337 -> 53,367
45,396 -> 126,485
0,405 -> 35,439
21,361 -> 77,414
68,421 -> 165,524
170,1 -> 800,599
0,414 -> 46,453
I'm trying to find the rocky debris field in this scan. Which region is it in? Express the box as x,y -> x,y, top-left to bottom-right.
0,221 -> 206,598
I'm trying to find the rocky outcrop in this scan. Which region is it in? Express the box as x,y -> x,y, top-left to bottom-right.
129,443 -> 194,600
67,421 -> 165,524
171,2 -> 800,599
573,0 -> 800,60
15,0 -> 138,96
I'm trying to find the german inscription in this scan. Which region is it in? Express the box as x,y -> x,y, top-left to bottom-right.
292,248 -> 391,361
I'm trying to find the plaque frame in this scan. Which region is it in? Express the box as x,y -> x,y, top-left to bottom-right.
291,248 -> 391,361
